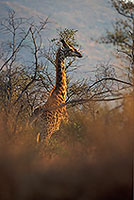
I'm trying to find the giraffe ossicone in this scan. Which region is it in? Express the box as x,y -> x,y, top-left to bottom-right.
30,39 -> 83,143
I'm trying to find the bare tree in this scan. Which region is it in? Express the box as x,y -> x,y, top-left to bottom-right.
0,10 -> 133,135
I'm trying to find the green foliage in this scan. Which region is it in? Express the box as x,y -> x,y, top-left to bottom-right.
111,0 -> 134,15
58,28 -> 78,46
51,28 -> 78,46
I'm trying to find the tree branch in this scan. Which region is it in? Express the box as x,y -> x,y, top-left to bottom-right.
29,94 -> 126,124
13,27 -> 40,105
0,27 -> 31,71
87,77 -> 133,92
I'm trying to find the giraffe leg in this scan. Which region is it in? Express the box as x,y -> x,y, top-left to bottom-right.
45,134 -> 51,144
37,129 -> 50,145
44,128 -> 55,144
36,132 -> 40,143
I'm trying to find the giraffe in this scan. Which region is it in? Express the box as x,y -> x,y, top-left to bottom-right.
30,39 -> 82,143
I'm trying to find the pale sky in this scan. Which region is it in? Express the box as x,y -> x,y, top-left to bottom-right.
0,0 -> 117,80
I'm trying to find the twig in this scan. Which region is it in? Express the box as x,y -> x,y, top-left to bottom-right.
13,27 -> 39,105
30,94 -> 129,123
87,77 -> 133,91
0,27 -> 31,71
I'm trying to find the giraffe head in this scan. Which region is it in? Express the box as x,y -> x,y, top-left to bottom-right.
60,39 -> 82,58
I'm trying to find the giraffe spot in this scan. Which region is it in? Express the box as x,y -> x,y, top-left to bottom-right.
30,39 -> 82,143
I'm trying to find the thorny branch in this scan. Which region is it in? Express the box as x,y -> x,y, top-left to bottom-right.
30,77 -> 134,122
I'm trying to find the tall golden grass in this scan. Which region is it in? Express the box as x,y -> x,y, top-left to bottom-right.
0,95 -> 133,200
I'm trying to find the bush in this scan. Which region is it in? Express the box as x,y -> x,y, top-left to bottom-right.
0,95 -> 133,200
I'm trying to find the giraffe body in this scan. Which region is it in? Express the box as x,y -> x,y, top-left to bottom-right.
30,40 -> 82,143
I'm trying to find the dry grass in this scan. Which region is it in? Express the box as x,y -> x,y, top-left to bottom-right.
0,96 -> 133,200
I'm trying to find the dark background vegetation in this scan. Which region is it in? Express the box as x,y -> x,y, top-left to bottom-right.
0,0 -> 134,199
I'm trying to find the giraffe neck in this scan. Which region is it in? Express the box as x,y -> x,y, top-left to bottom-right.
50,48 -> 67,102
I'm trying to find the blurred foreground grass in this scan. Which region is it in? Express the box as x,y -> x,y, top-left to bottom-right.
0,96 -> 133,200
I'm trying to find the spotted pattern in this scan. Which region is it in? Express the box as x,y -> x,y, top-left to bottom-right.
30,40 -> 82,143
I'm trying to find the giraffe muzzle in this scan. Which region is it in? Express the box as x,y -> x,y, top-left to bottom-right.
75,50 -> 83,58
77,52 -> 83,58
